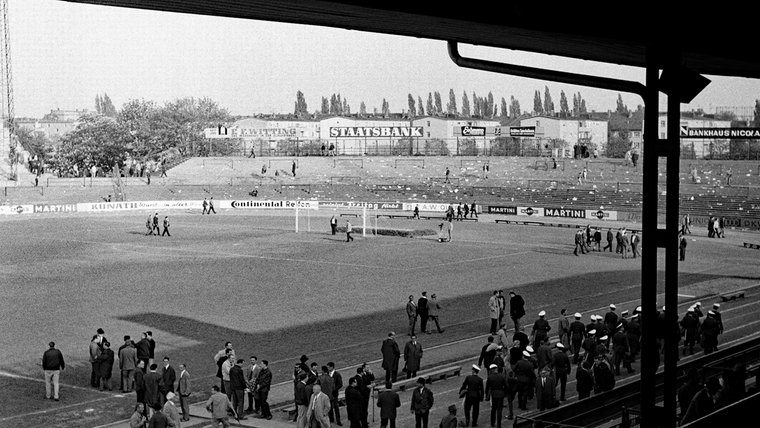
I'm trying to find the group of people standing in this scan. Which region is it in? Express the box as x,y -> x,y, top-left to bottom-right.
574,226 -> 640,259
82,328 -> 193,427
406,292 -> 445,338
212,342 -> 273,425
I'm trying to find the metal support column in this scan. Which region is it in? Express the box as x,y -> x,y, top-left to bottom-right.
663,49 -> 682,428
640,49 -> 660,428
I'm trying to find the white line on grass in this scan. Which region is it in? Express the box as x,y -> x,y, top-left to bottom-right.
43,236 -> 404,271
0,370 -> 114,396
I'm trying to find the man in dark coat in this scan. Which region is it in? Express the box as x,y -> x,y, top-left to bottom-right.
530,311 -> 551,349
410,378 -> 434,428
701,311 -> 721,354
143,364 -> 163,411
356,364 -> 375,428
509,291 -> 526,332
417,293 -> 430,336
552,343 -> 572,401
404,336 -> 423,379
603,304 -> 619,337
134,360 -> 146,408
603,228 -> 614,252
680,308 -> 700,355
627,314 -> 642,363
229,359 -> 247,420
485,365 -> 507,427
535,367 -> 557,411
514,352 -> 535,411
345,377 -> 364,428
680,377 -> 722,425
677,368 -> 703,419
136,333 -> 151,372
255,360 -> 273,419
569,313 -> 586,364
575,361 -> 593,400
381,332 -> 401,384
478,336 -> 498,370
327,362 -> 343,426
376,381 -> 401,428
611,325 -> 634,375
98,341 -> 115,391
459,365 -> 484,427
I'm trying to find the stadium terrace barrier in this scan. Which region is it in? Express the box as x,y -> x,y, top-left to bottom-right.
719,289 -> 746,302
513,337 -> 760,428
372,366 -> 462,394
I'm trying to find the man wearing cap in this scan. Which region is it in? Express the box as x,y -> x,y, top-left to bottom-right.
410,377 -> 434,428
569,313 -> 586,364
552,343 -> 571,401
459,365 -> 484,427
693,303 -> 704,322
680,308 -> 700,356
381,332 -> 401,384
585,315 -> 598,336
611,324 -> 634,375
712,304 -> 724,336
42,341 -> 65,401
530,311 -> 551,349
594,316 -> 610,348
404,336 -> 423,379
581,330 -> 597,365
508,291 -> 526,333
485,364 -> 507,427
619,310 -> 630,331
627,313 -> 642,363
701,311 -> 720,354
513,352 -> 535,411
439,405 -> 459,428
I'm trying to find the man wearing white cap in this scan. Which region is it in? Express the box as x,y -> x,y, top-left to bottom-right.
681,308 -> 698,357
530,311 -> 551,349
611,324 -> 634,375
552,343 -> 571,401
712,304 -> 724,336
701,311 -> 720,354
569,313 -> 586,364
485,363 -> 507,427
459,365 -> 484,427
581,330 -> 597,365
513,354 -> 535,412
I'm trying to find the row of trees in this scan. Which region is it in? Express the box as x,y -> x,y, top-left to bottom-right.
36,95 -> 232,177
293,88 -> 641,119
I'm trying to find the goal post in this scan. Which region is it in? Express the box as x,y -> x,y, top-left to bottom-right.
333,158 -> 364,168
459,159 -> 489,169
394,158 -> 425,169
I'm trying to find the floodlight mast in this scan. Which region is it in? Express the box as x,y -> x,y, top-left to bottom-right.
448,40 -> 705,428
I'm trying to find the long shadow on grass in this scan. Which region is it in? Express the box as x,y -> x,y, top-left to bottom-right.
115,269 -> 733,385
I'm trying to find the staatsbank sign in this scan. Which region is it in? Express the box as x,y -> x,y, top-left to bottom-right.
329,127 -> 424,138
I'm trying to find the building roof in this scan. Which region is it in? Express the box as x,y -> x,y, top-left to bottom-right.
61,1 -> 760,80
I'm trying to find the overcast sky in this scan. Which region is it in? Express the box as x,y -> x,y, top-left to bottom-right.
10,0 -> 760,118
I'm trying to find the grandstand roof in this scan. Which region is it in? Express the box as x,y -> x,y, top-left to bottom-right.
61,1 -> 760,80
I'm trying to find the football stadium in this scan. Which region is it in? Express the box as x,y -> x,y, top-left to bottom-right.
3,2 -> 760,428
